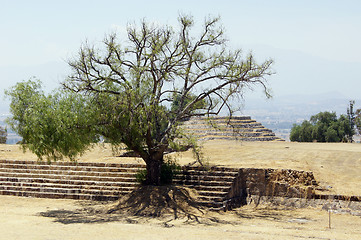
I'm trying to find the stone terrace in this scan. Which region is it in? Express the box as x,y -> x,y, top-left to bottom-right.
181,116 -> 284,142
0,159 -> 240,209
2,159 -> 358,211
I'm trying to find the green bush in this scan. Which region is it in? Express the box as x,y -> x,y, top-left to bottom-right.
135,157 -> 181,185
160,157 -> 182,185
290,111 -> 353,142
135,169 -> 148,184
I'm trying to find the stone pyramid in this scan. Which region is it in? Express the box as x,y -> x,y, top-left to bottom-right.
181,116 -> 284,141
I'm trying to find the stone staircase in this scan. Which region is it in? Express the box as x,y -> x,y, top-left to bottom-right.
0,159 -> 142,201
2,159 -> 359,211
174,166 -> 241,209
181,116 -> 284,142
0,160 -> 239,209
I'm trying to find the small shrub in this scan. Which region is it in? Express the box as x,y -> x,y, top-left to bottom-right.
135,157 -> 181,185
160,157 -> 181,185
135,169 -> 148,184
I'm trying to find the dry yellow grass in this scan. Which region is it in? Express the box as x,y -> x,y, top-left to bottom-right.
173,140 -> 361,196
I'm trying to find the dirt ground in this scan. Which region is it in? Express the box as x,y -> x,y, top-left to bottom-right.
1,141 -> 361,239
1,195 -> 361,240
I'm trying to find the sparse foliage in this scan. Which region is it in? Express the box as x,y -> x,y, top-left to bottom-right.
6,15 -> 273,185
347,100 -> 356,142
0,126 -> 7,144
355,109 -> 361,135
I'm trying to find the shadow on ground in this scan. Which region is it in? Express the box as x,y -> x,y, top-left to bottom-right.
39,208 -> 131,224
235,207 -> 292,222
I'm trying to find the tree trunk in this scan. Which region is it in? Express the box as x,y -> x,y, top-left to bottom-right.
145,158 -> 163,185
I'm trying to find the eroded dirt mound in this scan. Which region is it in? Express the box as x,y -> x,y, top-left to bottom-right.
107,186 -> 205,220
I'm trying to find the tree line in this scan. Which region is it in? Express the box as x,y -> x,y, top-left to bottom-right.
290,101 -> 361,142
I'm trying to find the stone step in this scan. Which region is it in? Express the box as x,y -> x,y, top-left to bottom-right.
1,183 -> 226,200
185,131 -> 265,137
184,129 -> 267,134
181,170 -> 239,178
198,195 -> 225,203
197,200 -> 224,209
184,124 -> 258,129
0,189 -> 119,201
0,161 -> 238,176
182,118 -> 254,125
0,162 -> 144,173
184,166 -> 239,172
0,181 -> 136,192
0,167 -> 137,178
198,136 -> 279,141
0,176 -> 139,187
192,185 -> 231,193
183,118 -> 254,124
183,123 -> 263,129
0,159 -> 239,208
195,190 -> 228,197
181,116 -> 284,142
0,159 -> 145,168
194,132 -> 276,137
173,179 -> 232,187
0,172 -> 137,182
174,175 -> 235,183
0,184 -> 130,196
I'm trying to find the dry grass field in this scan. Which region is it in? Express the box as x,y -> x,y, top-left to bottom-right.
1,140 -> 361,239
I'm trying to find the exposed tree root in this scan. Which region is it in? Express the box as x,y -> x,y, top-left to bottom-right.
107,186 -> 205,221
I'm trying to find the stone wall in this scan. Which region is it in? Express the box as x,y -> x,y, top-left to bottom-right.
223,168 -> 319,209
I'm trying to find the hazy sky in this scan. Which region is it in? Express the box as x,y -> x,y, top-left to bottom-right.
1,0 -> 360,103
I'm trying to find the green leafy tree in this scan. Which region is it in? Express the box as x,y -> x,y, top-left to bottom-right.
290,120 -> 313,142
6,15 -> 273,185
290,111 -> 353,143
337,114 -> 353,142
310,111 -> 338,142
5,80 -> 99,160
